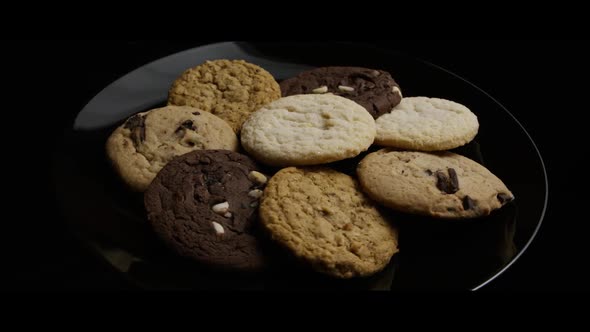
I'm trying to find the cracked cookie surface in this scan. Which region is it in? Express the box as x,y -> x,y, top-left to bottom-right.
280,66 -> 402,118
259,167 -> 398,278
357,149 -> 514,219
167,59 -> 281,133
106,105 -> 238,192
144,150 -> 268,271
240,94 -> 376,167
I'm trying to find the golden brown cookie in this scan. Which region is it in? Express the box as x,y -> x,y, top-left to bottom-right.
106,106 -> 239,192
168,59 -> 281,133
357,149 -> 515,219
259,167 -> 399,279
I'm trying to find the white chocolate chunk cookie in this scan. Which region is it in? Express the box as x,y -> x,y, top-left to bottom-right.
375,97 -> 479,151
240,94 -> 376,166
106,106 -> 239,192
357,149 -> 514,219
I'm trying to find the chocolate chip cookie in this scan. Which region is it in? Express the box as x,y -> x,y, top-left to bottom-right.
279,66 -> 402,118
357,149 -> 515,219
106,106 -> 238,192
144,150 -> 269,271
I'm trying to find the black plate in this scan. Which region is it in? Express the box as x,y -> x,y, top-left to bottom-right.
52,41 -> 548,290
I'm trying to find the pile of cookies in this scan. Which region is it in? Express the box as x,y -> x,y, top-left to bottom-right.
106,59 -> 515,280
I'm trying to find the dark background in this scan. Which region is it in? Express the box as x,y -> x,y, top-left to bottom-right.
3,40 -> 587,291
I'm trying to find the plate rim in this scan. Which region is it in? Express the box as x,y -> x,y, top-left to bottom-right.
415,58 -> 548,291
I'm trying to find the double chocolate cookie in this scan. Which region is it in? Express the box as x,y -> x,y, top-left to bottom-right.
144,150 -> 268,271
279,66 -> 402,118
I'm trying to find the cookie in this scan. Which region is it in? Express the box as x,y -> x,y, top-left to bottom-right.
375,97 -> 479,151
279,66 -> 402,119
240,94 -> 376,167
168,59 -> 281,133
357,149 -> 515,219
106,105 -> 238,192
144,150 -> 269,271
259,167 -> 399,278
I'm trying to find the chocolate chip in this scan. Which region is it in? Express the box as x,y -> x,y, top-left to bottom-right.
463,196 -> 476,210
425,169 -> 433,176
497,193 -> 513,204
434,169 -> 459,194
124,114 -> 145,130
448,168 -> 459,194
124,114 -> 147,148
181,120 -> 197,131
192,111 -> 201,115
435,171 -> 451,193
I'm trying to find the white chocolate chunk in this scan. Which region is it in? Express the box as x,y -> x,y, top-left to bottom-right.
248,171 -> 267,185
212,202 -> 229,215
248,189 -> 264,199
338,85 -> 355,92
312,86 -> 328,94
212,222 -> 225,235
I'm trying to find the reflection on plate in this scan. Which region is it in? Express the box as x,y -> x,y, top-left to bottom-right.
53,42 -> 547,290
